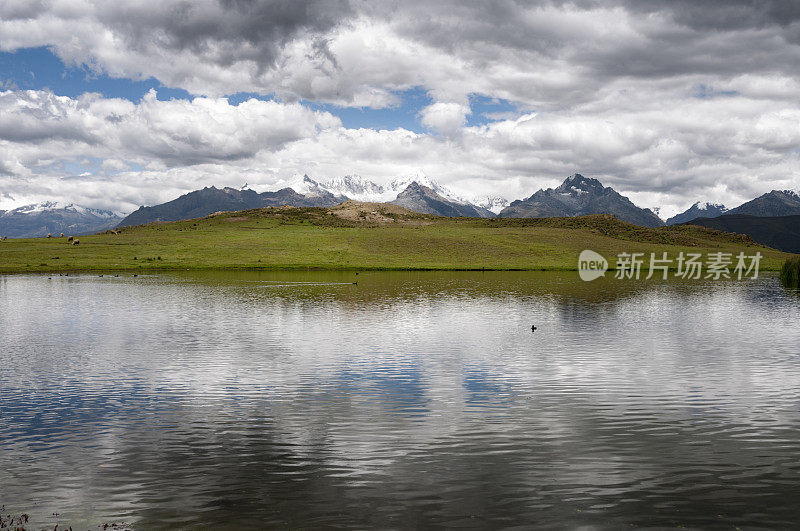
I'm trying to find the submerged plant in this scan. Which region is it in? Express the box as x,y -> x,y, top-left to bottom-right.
779,256 -> 800,290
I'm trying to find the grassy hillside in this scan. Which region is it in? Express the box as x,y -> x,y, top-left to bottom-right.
0,202 -> 793,273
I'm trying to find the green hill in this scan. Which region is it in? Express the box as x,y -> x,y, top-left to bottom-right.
0,201 -> 792,273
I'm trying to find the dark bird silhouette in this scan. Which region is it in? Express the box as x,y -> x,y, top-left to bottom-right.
531,325 -> 537,332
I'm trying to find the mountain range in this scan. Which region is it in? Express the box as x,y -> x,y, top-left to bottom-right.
5,173 -> 800,243
668,190 -> 800,253
117,172 -> 492,227
665,190 -> 800,226
118,178 -> 344,227
115,173 -> 650,227
320,171 -> 473,205
0,202 -> 121,238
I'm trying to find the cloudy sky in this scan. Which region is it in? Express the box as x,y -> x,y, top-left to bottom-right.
2,0 -> 800,216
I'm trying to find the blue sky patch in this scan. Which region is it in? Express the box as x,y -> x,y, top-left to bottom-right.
467,94 -> 520,126
0,46 -> 191,101
2,47 -> 518,134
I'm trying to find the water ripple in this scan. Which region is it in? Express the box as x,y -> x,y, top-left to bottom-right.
1,271 -> 799,528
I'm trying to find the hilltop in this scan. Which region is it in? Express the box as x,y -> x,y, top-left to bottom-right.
0,202 -> 790,274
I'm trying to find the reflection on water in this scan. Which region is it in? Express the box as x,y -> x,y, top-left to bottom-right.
1,271 -> 800,529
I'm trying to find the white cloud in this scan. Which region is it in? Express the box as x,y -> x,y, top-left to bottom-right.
419,102 -> 469,136
2,1 -> 800,215
2,84 -> 800,217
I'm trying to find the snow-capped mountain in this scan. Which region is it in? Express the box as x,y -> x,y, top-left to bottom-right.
390,182 -> 494,218
5,201 -> 119,218
666,201 -> 729,225
321,170 -> 493,217
385,170 -> 469,204
322,175 -> 386,202
118,172 -> 496,227
285,174 -> 347,201
474,196 -> 510,215
320,170 -> 477,206
0,201 -> 123,238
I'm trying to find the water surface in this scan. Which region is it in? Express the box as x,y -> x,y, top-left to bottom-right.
1,271 -> 799,529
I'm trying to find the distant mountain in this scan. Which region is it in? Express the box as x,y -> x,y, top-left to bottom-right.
725,190 -> 800,217
666,202 -> 728,225
498,174 -> 664,227
384,171 -> 471,204
0,202 -> 122,238
321,171 -> 494,216
116,172 -> 495,227
682,214 -> 800,253
474,196 -> 510,215
119,187 -> 267,227
285,175 -> 348,203
322,175 -> 386,202
118,178 -> 344,227
390,182 -> 494,218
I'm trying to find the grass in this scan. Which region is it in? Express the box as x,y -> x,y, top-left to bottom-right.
0,203 -> 794,273
780,256 -> 800,289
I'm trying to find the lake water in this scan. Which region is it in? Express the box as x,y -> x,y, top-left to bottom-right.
1,271 -> 800,529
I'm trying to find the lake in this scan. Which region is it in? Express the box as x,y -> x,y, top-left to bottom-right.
1,271 -> 799,529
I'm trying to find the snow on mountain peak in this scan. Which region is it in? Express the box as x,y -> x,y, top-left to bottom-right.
387,171 -> 468,203
283,174 -> 336,198
473,196 -> 510,215
321,175 -> 386,202
15,201 -> 70,214
693,201 -> 728,212
3,201 -> 118,218
270,171 -> 478,206
556,174 -> 603,194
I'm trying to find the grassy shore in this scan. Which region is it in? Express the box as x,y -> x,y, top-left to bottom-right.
780,256 -> 800,288
0,202 -> 793,273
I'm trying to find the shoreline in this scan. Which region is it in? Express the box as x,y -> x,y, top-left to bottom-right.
0,264 -> 786,275
0,265 -> 576,275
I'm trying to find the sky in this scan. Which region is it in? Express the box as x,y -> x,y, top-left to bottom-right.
2,1 -> 800,217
